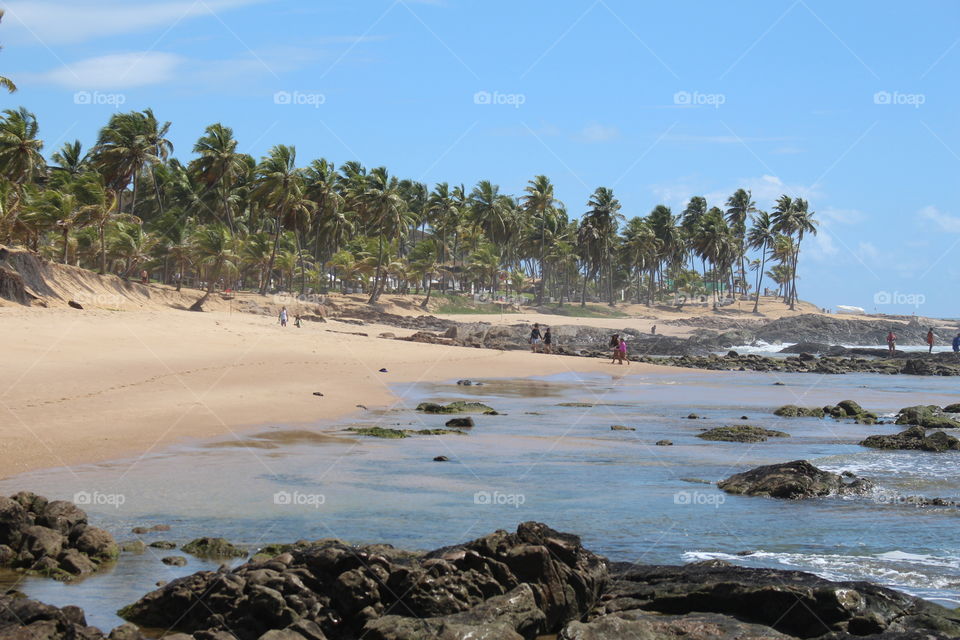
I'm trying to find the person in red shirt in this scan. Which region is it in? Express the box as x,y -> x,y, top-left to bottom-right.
887,331 -> 897,355
926,328 -> 935,354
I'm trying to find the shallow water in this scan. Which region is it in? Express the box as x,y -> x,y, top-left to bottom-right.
2,369 -> 959,629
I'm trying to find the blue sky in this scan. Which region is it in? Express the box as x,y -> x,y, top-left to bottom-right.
3,0 -> 959,317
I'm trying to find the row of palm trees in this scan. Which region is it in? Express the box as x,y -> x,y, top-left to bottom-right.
0,106 -> 818,311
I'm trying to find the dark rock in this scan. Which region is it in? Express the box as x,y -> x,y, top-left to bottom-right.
718,460 -> 873,499
68,300 -> 83,309
75,527 -> 119,560
944,403 -> 960,413
57,548 -> 97,575
181,537 -> 247,559
417,401 -> 496,414
119,522 -> 606,640
697,425 -> 789,443
37,500 -> 87,536
589,561 -> 960,639
162,556 -> 187,566
896,405 -> 960,429
121,540 -> 147,553
655,440 -> 673,446
149,541 -> 177,549
432,456 -> 449,462
444,417 -> 474,428
610,425 -> 635,431
774,404 -> 824,418
363,583 -> 544,640
861,426 -> 960,452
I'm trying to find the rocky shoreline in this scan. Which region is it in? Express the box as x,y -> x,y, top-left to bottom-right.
3,520 -> 960,640
370,311 -> 960,376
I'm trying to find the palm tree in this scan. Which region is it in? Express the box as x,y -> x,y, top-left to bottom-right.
771,195 -> 817,310
253,144 -> 303,295
50,140 -> 88,180
188,224 -> 235,310
193,123 -> 245,230
362,167 -> 412,303
92,111 -> 166,230
725,188 -> 756,295
0,12 -> 17,94
520,175 -> 561,304
622,216 -> 660,304
583,187 -> 623,305
0,108 -> 44,240
747,210 -> 775,313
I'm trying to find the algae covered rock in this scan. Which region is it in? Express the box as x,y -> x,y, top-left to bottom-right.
773,405 -> 824,418
416,401 -> 497,414
698,425 -> 789,443
896,405 -> 960,429
861,426 -> 960,452
181,537 -> 247,559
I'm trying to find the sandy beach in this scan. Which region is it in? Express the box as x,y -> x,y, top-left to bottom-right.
0,302 -> 687,478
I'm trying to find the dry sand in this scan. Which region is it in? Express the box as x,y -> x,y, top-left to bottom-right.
0,304 -> 682,479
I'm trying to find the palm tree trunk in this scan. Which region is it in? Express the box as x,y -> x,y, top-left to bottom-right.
260,211 -> 285,296
368,234 -> 385,304
753,246 -> 767,313
61,228 -> 70,264
190,257 -> 223,311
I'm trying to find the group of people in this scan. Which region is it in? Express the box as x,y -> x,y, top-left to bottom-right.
278,306 -> 302,328
609,334 -> 629,365
528,323 -> 553,353
886,328 -> 960,354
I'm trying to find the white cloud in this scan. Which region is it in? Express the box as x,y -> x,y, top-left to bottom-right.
918,205 -> 960,233
577,122 -> 620,143
23,52 -> 184,89
4,0 -> 267,45
650,175 -> 823,214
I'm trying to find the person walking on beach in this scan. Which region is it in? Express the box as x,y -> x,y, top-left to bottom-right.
140,269 -> 149,285
926,328 -> 935,354
294,314 -> 302,328
613,337 -> 628,365
886,331 -> 897,355
609,334 -> 620,363
543,327 -> 552,354
529,323 -> 543,353
953,333 -> 960,353
651,325 -> 657,335
279,306 -> 288,327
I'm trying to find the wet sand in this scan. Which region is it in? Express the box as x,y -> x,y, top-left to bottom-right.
0,307 -> 681,478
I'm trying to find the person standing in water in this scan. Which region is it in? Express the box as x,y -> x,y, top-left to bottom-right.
926,328 -> 935,354
886,331 -> 897,355
279,306 -> 288,327
529,323 -> 542,353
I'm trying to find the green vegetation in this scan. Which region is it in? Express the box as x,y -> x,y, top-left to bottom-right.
698,425 -> 790,443
416,401 -> 497,414
432,293 -> 522,315
0,98 -> 817,309
534,303 -> 628,318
